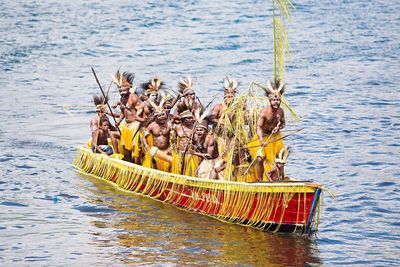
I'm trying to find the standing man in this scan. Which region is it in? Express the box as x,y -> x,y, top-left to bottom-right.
174,76 -> 203,120
113,71 -> 145,163
248,80 -> 286,181
209,76 -> 238,130
142,106 -> 173,172
171,110 -> 197,176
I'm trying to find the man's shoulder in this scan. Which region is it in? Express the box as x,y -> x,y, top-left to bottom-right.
259,107 -> 271,115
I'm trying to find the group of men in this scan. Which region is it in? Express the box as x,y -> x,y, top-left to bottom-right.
90,71 -> 290,182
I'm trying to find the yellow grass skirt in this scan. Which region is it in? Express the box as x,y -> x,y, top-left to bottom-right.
171,152 -> 199,177
119,120 -> 141,158
247,132 -> 284,181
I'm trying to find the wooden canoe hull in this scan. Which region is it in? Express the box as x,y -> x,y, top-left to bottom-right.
73,147 -> 322,233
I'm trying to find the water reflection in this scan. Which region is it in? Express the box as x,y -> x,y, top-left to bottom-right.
79,173 -> 321,266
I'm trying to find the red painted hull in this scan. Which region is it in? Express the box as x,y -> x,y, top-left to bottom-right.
74,147 -> 322,233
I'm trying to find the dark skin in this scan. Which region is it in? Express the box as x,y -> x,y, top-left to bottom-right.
92,120 -> 111,155
90,110 -> 120,153
174,92 -> 203,121
115,89 -> 146,162
191,126 -> 225,180
116,89 -> 146,125
255,96 -> 286,181
191,126 -> 219,161
209,94 -> 234,128
172,116 -> 195,152
143,111 -> 171,152
266,162 -> 285,182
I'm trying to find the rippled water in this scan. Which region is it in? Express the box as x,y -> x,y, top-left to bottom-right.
1,0 -> 399,266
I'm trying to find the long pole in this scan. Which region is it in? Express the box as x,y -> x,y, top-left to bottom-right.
91,67 -> 121,135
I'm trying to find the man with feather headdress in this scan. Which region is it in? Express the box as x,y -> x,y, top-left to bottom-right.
138,77 -> 165,117
170,110 -> 199,176
209,76 -> 238,130
141,96 -> 173,172
90,95 -> 120,153
248,80 -> 286,182
266,147 -> 290,181
113,71 -> 145,163
174,76 -> 203,121
190,113 -> 226,180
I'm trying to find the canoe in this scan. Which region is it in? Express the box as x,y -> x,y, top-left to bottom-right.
72,147 -> 324,234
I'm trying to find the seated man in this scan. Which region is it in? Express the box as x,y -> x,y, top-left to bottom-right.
92,118 -> 113,155
191,120 -> 225,180
90,95 -> 120,153
266,147 -> 290,182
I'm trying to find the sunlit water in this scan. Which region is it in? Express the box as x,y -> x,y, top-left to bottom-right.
1,0 -> 399,266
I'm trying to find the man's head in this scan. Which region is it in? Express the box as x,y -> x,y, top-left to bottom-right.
93,95 -> 108,114
142,77 -> 163,101
113,71 -> 135,97
163,101 -> 172,114
180,110 -> 195,126
96,104 -> 107,116
119,88 -> 130,98
178,76 -> 195,100
195,121 -> 208,138
265,79 -> 285,109
185,90 -> 196,100
99,118 -> 110,131
223,76 -> 238,105
148,92 -> 158,102
275,147 -> 289,169
155,110 -> 168,124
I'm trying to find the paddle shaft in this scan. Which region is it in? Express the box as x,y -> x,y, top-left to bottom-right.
91,67 -> 121,135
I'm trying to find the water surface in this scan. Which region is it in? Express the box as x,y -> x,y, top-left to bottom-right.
1,0 -> 399,266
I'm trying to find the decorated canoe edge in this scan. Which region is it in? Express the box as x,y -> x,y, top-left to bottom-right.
72,147 -> 326,233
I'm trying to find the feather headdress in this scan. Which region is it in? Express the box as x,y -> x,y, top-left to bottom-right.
146,92 -> 170,116
112,71 -> 135,91
275,147 -> 290,164
223,76 -> 238,97
194,107 -> 209,129
264,79 -> 285,100
141,77 -> 165,95
93,95 -> 108,113
178,76 -> 194,96
179,110 -> 194,119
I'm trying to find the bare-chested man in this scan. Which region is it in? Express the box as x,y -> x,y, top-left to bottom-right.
139,77 -> 165,117
113,71 -> 146,163
92,118 -> 114,155
142,110 -> 172,172
171,110 -> 197,176
209,76 -> 238,130
90,95 -> 120,153
191,120 -> 226,180
248,80 -> 286,181
174,76 -> 203,121
266,147 -> 290,182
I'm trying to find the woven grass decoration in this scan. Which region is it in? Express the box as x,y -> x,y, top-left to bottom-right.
73,147 -> 324,233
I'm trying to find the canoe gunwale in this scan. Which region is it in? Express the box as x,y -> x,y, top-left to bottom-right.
72,146 -> 323,233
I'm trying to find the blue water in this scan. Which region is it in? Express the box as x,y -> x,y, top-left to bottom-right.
1,0 -> 399,266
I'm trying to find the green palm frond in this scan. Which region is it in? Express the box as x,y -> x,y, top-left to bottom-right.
272,0 -> 295,82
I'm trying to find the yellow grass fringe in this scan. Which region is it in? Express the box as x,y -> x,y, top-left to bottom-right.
73,147 -> 324,232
